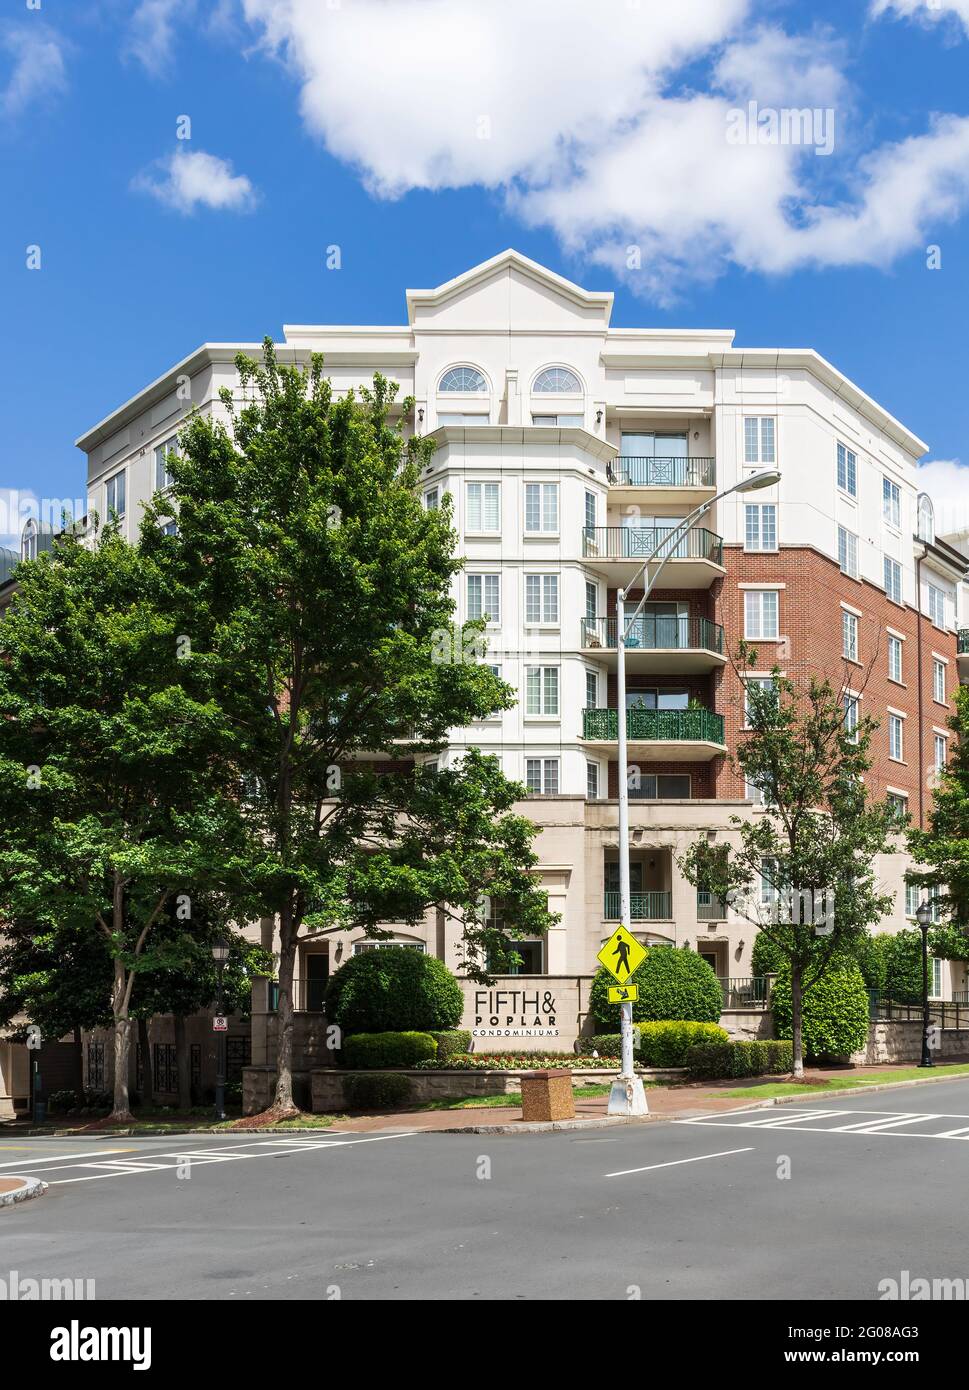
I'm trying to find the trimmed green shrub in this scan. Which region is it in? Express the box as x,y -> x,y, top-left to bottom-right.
846,934 -> 888,994
751,931 -> 784,978
428,1030 -> 472,1061
341,1072 -> 413,1110
325,947 -> 463,1033
574,1032 -> 625,1057
340,1031 -> 438,1069
685,1039 -> 793,1079
589,946 -> 722,1030
879,930 -> 926,1005
637,1020 -> 729,1067
416,1053 -> 616,1070
770,962 -> 870,1059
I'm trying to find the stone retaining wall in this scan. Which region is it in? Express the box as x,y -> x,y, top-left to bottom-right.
851,1021 -> 969,1065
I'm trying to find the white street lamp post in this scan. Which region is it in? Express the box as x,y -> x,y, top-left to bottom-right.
607,468 -> 781,1117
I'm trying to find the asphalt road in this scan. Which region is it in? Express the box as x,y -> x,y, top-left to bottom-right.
3,1079 -> 969,1300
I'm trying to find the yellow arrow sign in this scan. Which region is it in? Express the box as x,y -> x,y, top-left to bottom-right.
597,925 -> 647,985
608,984 -> 639,1004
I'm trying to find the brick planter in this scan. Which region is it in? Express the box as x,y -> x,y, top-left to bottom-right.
308,1066 -> 680,1113
520,1069 -> 575,1122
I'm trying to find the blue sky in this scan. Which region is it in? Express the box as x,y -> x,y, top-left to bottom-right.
4,0 -> 969,542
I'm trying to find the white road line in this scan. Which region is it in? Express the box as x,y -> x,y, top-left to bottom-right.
733,1110 -> 850,1128
931,1125 -> 969,1138
0,1148 -> 134,1170
605,1147 -> 754,1178
827,1113 -> 940,1133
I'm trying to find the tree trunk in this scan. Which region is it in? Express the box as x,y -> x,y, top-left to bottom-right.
70,1022 -> 85,1107
271,907 -> 299,1117
791,964 -> 804,1079
111,958 -> 133,1122
138,1016 -> 153,1110
174,1014 -> 191,1111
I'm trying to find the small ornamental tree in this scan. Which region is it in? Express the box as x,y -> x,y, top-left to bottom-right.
589,946 -> 722,1031
770,961 -> 870,1059
909,683 -> 969,948
325,947 -> 464,1034
680,645 -> 895,1077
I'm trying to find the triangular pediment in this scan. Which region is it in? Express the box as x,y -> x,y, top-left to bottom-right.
406,250 -> 613,331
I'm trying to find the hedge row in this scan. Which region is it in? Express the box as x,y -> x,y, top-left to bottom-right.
415,1053 -> 618,1071
576,1021 -> 728,1067
339,1029 -> 471,1068
342,1073 -> 413,1110
684,1039 -> 794,1079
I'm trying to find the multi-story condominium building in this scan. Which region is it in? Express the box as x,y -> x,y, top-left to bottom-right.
14,248 -> 968,1074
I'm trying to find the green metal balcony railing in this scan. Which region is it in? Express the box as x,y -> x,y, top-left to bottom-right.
580,614 -> 724,655
718,977 -> 770,1009
603,890 -> 672,921
582,525 -> 723,565
608,456 -> 715,488
582,706 -> 725,745
958,629 -> 969,655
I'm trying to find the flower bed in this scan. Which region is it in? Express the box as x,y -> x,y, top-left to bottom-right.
415,1052 -> 620,1071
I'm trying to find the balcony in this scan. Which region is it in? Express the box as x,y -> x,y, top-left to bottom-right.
582,525 -> 724,587
603,890 -> 672,922
718,977 -> 770,1010
580,614 -> 726,673
608,456 -> 716,508
959,630 -> 969,653
581,706 -> 726,761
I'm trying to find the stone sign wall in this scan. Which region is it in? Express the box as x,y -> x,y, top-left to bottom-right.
459,976 -> 594,1052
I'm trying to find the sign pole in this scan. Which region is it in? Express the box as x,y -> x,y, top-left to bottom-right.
608,587 -> 648,1118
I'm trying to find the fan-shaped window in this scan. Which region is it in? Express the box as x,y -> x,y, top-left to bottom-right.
439,366 -> 488,393
917,492 -> 935,545
533,367 -> 582,394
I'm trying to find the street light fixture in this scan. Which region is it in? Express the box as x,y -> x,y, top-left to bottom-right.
607,468 -> 782,1118
915,896 -> 934,1069
211,937 -> 231,1119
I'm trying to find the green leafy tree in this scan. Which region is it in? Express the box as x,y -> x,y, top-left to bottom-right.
145,345 -> 553,1116
908,683 -> 969,952
0,526 -> 241,1121
0,917 -> 112,1105
771,961 -> 870,1059
680,648 -> 895,1077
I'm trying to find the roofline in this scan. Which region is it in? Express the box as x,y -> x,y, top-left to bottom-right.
405,248 -> 614,326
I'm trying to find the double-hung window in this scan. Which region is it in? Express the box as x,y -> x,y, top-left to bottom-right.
837,442 -> 857,497
466,482 -> 499,533
154,437 -> 178,491
745,504 -> 776,551
889,713 -> 904,761
935,734 -> 947,771
744,590 -> 779,639
586,762 -> 600,800
105,469 -> 126,517
467,573 -> 500,623
525,573 -> 559,624
837,525 -> 858,579
524,482 -> 558,534
933,659 -> 946,704
744,417 -> 776,464
882,477 -> 900,528
585,490 -> 596,531
842,610 -> 859,662
927,582 -> 946,628
525,758 -> 559,794
888,634 -> 903,683
884,556 -> 902,604
844,694 -> 860,742
525,666 -> 559,716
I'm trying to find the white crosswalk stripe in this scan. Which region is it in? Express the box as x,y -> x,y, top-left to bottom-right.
678,1107 -> 969,1142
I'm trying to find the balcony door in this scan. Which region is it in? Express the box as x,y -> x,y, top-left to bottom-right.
624,600 -> 688,651
625,686 -> 689,711
620,432 -> 689,485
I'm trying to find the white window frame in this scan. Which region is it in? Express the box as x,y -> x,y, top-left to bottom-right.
744,589 -> 779,639
883,556 -> 902,605
105,469 -> 127,518
888,713 -> 904,762
525,757 -> 559,795
744,503 -> 777,552
882,476 -> 901,529
524,482 -> 559,535
844,693 -> 860,743
524,573 -> 559,626
465,481 -> 500,535
467,573 -> 500,624
586,761 -> 600,800
585,668 -> 599,710
927,582 -> 947,629
887,633 -> 903,684
423,486 -> 440,511
744,416 -> 776,464
154,437 -> 178,492
933,659 -> 946,704
837,525 -> 858,579
438,366 -> 488,394
525,665 -> 559,717
935,734 -> 947,772
842,610 -> 859,662
837,441 -> 857,497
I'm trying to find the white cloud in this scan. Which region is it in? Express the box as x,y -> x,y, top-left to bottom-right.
132,148 -> 258,215
916,459 -> 969,539
1,22 -> 68,119
124,0 -> 196,76
871,1 -> 969,38
239,0 -> 969,302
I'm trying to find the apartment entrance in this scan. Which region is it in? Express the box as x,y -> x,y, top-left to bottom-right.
603,849 -> 672,922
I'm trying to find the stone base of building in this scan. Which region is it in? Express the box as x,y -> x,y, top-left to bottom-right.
242,1066 -> 314,1115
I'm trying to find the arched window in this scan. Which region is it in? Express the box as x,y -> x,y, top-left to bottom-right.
917,493 -> 935,545
21,519 -> 37,562
439,366 -> 488,393
533,367 -> 582,394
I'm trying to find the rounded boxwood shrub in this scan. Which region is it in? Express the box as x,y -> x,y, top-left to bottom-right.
879,929 -> 925,1005
751,931 -> 784,978
770,962 -> 870,1059
574,1032 -> 626,1058
637,1020 -> 729,1067
325,947 -> 463,1033
340,1031 -> 438,1069
589,946 -> 722,1031
341,1072 -> 413,1110
428,1030 -> 472,1061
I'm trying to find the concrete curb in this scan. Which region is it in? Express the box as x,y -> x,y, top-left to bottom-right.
0,1176 -> 47,1208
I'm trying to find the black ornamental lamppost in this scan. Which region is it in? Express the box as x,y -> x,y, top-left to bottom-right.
916,896 -> 934,1069
211,937 -> 231,1118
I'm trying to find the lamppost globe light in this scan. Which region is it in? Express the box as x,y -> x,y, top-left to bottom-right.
211,938 -> 231,965
916,899 -> 932,928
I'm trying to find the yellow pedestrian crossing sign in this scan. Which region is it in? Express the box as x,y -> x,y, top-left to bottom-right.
597,924 -> 646,985
608,984 -> 639,1004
